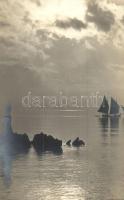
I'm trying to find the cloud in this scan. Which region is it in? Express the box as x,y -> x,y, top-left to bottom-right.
86,1 -> 115,32
36,29 -> 51,40
0,21 -> 11,27
23,11 -> 34,27
109,64 -> 124,71
111,0 -> 124,5
55,18 -> 87,31
121,16 -> 124,24
40,35 -> 113,92
0,0 -> 124,107
30,0 -> 41,6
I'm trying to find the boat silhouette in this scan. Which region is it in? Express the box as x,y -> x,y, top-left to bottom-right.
98,96 -> 121,118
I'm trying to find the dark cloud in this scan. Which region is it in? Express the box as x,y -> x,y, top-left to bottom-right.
55,18 -> 87,31
36,29 -> 51,40
86,2 -> 115,32
30,0 -> 41,6
23,12 -> 33,26
0,36 -> 15,47
121,16 -> 124,24
111,0 -> 124,5
0,21 -> 10,27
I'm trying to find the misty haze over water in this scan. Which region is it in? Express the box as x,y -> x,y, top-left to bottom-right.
0,109 -> 124,200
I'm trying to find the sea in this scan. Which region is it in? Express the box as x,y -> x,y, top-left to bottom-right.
0,108 -> 124,200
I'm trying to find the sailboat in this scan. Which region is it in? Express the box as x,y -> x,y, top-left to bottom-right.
98,96 -> 121,118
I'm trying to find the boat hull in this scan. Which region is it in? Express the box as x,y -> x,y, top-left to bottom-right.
97,114 -> 121,118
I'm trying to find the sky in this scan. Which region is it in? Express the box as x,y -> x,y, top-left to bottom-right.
0,0 -> 124,113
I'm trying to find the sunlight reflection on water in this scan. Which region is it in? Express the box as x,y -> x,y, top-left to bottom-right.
26,183 -> 85,200
1,110 -> 124,200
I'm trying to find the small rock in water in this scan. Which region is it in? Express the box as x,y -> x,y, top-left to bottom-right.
72,137 -> 85,147
66,139 -> 71,146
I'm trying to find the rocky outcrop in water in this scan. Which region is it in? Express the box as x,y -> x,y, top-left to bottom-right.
72,137 -> 85,147
10,133 -> 31,153
66,139 -> 71,146
1,132 -> 31,154
1,105 -> 31,154
32,132 -> 63,154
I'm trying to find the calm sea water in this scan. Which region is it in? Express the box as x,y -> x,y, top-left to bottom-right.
0,109 -> 124,200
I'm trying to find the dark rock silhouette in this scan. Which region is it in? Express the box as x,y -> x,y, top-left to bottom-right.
11,133 -> 31,153
5,132 -> 31,154
72,137 -> 85,147
66,139 -> 71,146
32,132 -> 63,154
0,132 -> 31,186
2,105 -> 31,154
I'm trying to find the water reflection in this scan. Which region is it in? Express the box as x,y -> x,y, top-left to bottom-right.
27,183 -> 85,200
35,149 -> 63,157
99,117 -> 109,132
98,117 -> 120,134
89,116 -> 124,199
0,139 -> 63,186
0,139 -> 30,186
110,117 -> 119,132
0,105 -> 63,187
0,105 -> 30,186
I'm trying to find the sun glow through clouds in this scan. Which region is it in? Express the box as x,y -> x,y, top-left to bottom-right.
29,0 -> 87,24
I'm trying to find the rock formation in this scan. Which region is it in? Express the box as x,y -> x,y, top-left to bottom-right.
32,132 -> 63,154
72,137 -> 85,147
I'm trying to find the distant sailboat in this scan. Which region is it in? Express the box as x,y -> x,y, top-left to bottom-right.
98,96 -> 121,117
110,97 -> 120,116
98,96 -> 109,116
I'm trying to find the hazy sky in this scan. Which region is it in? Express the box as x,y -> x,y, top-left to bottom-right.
0,0 -> 124,110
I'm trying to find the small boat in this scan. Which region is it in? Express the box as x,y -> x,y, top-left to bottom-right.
97,96 -> 121,118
